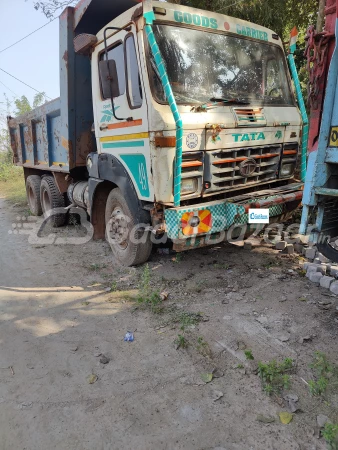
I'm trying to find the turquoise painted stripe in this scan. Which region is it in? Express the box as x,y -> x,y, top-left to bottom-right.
145,23 -> 183,208
288,53 -> 308,183
102,141 -> 144,149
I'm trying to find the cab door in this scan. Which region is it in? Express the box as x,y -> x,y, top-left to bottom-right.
93,26 -> 153,201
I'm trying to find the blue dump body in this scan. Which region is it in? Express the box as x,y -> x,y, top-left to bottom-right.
7,0 -> 139,173
8,99 -> 65,170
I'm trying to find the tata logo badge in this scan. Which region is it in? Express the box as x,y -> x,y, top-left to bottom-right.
239,158 -> 257,176
186,133 -> 198,149
248,208 -> 270,224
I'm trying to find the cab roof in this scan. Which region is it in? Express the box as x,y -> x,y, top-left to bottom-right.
74,0 -> 281,46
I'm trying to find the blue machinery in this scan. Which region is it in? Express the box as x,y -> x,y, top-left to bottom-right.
287,53 -> 308,183
300,15 -> 338,246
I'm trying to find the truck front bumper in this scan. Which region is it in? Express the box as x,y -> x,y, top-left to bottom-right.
164,182 -> 303,241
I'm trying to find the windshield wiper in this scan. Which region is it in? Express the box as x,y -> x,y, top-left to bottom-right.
209,97 -> 250,105
191,97 -> 251,112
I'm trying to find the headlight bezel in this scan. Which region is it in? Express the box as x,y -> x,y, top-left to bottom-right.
181,177 -> 198,195
279,143 -> 299,178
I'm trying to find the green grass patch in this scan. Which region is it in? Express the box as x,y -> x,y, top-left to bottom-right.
308,377 -> 329,396
137,264 -> 162,313
244,349 -> 254,360
308,352 -> 336,397
258,358 -> 293,395
0,155 -> 26,205
174,334 -> 188,349
322,423 -> 338,450
196,336 -> 212,358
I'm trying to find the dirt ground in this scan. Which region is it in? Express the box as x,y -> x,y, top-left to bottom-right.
0,197 -> 337,450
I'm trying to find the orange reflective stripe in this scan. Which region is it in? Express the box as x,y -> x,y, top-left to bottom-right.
181,161 -> 203,168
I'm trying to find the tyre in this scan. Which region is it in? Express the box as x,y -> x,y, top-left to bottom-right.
317,237 -> 338,263
26,175 -> 42,216
105,188 -> 152,266
40,176 -> 66,227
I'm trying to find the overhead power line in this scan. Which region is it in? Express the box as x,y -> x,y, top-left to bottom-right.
0,68 -> 51,99
0,80 -> 19,97
0,0 -> 75,54
0,18 -> 57,54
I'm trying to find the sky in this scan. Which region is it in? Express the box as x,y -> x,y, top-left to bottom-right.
0,0 -> 61,115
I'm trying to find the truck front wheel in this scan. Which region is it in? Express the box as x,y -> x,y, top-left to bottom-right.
105,188 -> 152,266
26,175 -> 43,216
40,176 -> 66,227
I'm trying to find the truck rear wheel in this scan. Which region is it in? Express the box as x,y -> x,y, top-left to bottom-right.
317,238 -> 338,263
105,188 -> 152,266
40,176 -> 66,227
26,175 -> 43,216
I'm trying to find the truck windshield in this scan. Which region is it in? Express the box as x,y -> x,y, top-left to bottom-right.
148,24 -> 294,106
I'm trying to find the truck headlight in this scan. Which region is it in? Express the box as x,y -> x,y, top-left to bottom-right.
280,163 -> 295,177
181,178 -> 198,195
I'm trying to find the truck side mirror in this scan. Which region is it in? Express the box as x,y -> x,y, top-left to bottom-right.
99,59 -> 120,99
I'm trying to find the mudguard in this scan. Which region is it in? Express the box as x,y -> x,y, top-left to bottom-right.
88,153 -> 151,224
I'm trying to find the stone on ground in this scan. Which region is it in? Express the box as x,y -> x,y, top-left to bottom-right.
308,272 -> 323,284
330,265 -> 338,277
282,244 -> 294,254
320,276 -> 335,289
316,265 -> 327,275
275,241 -> 287,250
318,253 -> 329,263
294,243 -> 303,253
330,281 -> 338,295
305,248 -> 317,260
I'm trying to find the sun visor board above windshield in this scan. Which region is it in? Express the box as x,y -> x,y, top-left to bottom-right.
155,4 -> 280,45
73,0 -> 142,35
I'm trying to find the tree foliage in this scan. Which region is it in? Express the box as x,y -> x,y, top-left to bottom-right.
0,93 -> 46,155
13,92 -> 46,116
27,0 -> 76,19
14,95 -> 32,116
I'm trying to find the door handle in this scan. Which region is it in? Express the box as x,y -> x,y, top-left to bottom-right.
100,125 -> 108,131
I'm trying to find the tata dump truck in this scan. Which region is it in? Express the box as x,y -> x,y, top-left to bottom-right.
8,0 -> 304,266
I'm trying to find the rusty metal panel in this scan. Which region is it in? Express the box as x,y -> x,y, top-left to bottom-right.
32,120 -> 44,165
59,7 -> 96,170
47,112 -> 66,168
20,123 -> 34,165
7,98 -> 68,171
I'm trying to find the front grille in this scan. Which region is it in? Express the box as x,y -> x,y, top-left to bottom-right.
204,144 -> 282,192
233,108 -> 266,127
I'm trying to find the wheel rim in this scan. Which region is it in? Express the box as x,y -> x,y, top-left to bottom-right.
42,189 -> 51,213
107,207 -> 129,250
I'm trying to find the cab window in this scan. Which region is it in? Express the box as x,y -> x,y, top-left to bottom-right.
125,35 -> 143,108
101,42 -> 125,96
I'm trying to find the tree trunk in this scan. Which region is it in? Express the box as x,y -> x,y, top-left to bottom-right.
316,0 -> 326,32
